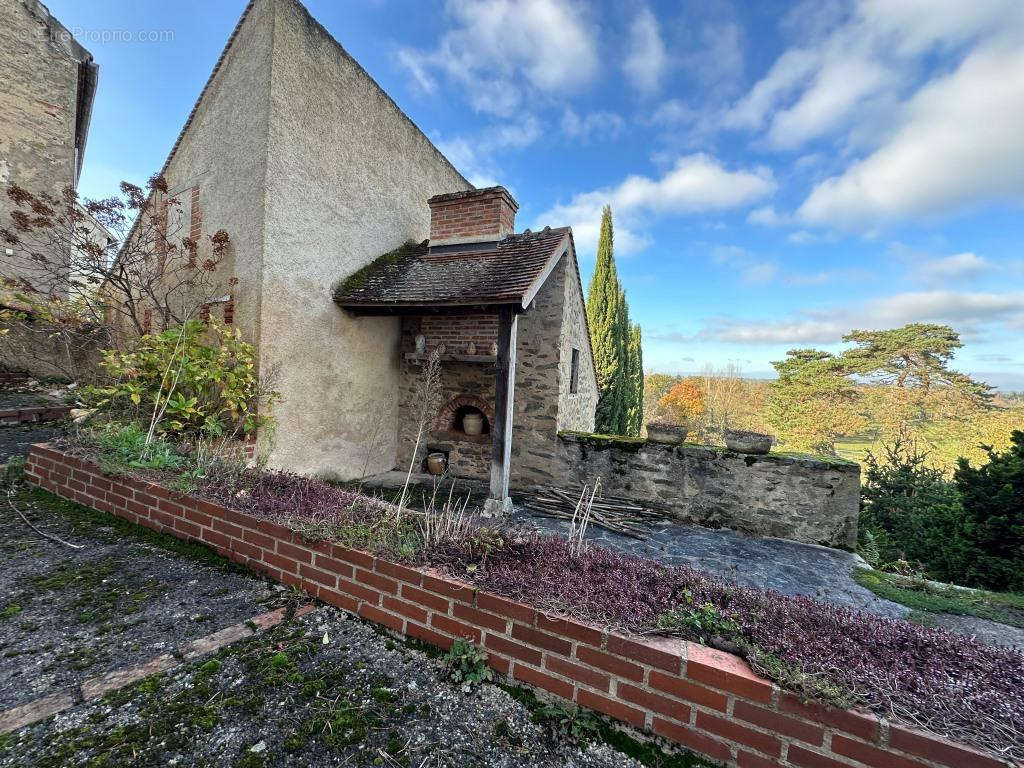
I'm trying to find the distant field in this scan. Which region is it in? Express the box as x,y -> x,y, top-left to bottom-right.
834,437 -> 876,468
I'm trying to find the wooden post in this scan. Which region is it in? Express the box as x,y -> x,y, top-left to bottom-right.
487,305 -> 517,514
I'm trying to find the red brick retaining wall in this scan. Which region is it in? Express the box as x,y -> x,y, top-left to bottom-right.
24,444 -> 1013,768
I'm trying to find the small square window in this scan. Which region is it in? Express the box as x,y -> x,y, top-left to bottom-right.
569,347 -> 580,394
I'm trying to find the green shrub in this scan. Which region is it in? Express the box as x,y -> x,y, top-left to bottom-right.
2,456 -> 25,488
88,320 -> 276,439
534,702 -> 600,742
859,437 -> 969,583
442,639 -> 493,691
656,600 -> 737,645
954,431 -> 1024,591
93,421 -> 184,475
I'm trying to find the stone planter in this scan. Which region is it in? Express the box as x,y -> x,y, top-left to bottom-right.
645,422 -> 689,445
462,413 -> 484,436
426,452 -> 447,475
724,429 -> 773,455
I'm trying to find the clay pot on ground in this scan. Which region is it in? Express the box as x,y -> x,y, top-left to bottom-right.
645,422 -> 689,445
462,412 -> 484,436
724,429 -> 773,455
426,452 -> 447,476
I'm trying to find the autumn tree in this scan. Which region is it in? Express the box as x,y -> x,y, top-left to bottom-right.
659,377 -> 705,425
0,177 -> 231,361
643,372 -> 681,425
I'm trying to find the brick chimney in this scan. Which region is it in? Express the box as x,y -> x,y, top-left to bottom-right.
427,186 -> 518,255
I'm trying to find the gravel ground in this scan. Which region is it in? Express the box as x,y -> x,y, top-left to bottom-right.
0,487 -> 281,711
0,425 -> 68,465
0,488 -> 707,768
0,605 -> 696,768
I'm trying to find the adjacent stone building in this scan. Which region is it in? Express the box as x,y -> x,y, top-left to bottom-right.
0,0 -> 98,291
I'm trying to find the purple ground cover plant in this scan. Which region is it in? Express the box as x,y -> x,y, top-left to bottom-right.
461,533 -> 1024,762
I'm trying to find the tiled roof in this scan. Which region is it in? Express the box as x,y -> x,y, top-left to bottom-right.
333,227 -> 571,310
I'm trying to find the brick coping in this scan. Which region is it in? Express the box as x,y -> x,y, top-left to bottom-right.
23,443 -> 1016,768
0,604 -> 314,735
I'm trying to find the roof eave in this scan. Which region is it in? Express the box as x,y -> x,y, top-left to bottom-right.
520,231 -> 571,309
336,298 -> 527,316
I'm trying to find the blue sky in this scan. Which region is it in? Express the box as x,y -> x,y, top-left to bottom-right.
52,0 -> 1024,388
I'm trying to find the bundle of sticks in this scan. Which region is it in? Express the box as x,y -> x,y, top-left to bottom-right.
524,485 -> 666,539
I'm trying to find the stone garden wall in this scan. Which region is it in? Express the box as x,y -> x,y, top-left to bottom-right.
552,434 -> 861,549
24,443 -> 1006,768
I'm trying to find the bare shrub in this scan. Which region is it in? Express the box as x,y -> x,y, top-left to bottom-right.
398,347 -> 442,516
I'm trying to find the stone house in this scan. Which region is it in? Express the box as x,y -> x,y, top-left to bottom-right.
0,0 -> 98,292
334,186 -> 599,506
137,0 -> 597,509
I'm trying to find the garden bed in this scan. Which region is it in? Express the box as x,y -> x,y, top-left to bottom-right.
25,442 -> 1023,767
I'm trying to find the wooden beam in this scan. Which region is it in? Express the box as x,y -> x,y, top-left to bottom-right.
487,305 -> 518,514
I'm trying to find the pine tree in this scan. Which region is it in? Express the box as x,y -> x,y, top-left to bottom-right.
586,206 -> 627,433
626,323 -> 644,436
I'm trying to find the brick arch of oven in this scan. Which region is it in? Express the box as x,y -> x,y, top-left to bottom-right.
435,395 -> 495,436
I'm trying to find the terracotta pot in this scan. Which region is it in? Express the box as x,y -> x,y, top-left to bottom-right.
645,422 -> 688,445
724,429 -> 773,455
426,452 -> 447,476
462,412 -> 484,436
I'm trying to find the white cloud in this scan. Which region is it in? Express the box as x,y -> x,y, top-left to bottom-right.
398,0 -> 599,116
536,154 -> 775,255
724,0 -> 1021,155
722,49 -> 818,131
746,206 -> 787,226
435,115 -> 542,187
623,7 -> 669,94
798,40 -> 1024,224
561,108 -> 625,141
646,99 -> 695,127
711,245 -> 778,285
765,50 -> 894,150
913,252 -> 992,283
692,290 -> 1024,345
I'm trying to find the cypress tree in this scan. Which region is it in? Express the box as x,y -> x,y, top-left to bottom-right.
586,206 -> 626,433
626,323 -> 644,436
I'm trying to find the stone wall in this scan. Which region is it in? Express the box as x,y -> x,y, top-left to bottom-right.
26,443 -> 1004,768
0,0 -> 94,291
556,249 -> 599,433
554,434 -> 860,549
